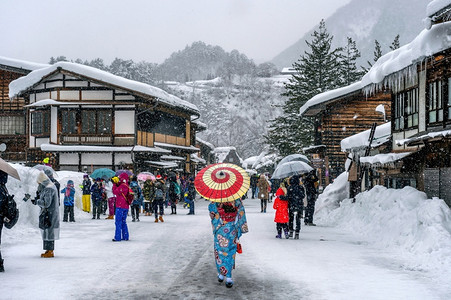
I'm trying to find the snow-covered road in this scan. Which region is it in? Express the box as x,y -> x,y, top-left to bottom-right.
1,197 -> 448,299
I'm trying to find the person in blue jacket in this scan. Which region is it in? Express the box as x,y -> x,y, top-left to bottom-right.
209,198 -> 248,288
129,176 -> 143,222
61,180 -> 76,222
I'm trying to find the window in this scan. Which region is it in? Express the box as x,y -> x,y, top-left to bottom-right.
406,88 -> 419,128
394,88 -> 419,130
61,110 -> 77,134
31,111 -> 50,135
428,81 -> 444,124
81,110 -> 112,134
0,115 -> 25,135
394,93 -> 405,130
137,111 -> 186,137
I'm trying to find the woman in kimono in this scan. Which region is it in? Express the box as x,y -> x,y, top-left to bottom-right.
209,198 -> 248,288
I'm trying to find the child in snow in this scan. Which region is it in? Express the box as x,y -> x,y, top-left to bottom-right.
273,179 -> 289,239
61,180 -> 76,222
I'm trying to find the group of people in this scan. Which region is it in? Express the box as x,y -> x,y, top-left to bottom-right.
272,170 -> 319,239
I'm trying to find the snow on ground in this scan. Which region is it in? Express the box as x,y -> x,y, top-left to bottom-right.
1,165 -> 451,299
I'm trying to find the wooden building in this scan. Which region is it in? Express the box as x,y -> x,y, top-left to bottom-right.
300,82 -> 391,185
0,56 -> 48,161
309,2 -> 451,206
9,61 -> 203,174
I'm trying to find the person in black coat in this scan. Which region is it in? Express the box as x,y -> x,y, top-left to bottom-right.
303,170 -> 319,226
250,174 -> 259,199
168,173 -> 179,214
286,175 -> 305,239
0,171 -> 9,271
185,177 -> 196,215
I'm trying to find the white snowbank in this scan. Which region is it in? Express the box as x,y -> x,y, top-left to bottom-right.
9,61 -> 199,115
314,171 -> 350,218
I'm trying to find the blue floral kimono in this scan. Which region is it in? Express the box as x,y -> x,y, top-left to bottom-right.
209,199 -> 248,278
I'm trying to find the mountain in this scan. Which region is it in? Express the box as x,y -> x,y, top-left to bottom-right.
271,0 -> 430,69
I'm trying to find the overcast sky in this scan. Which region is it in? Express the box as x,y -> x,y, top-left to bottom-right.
0,0 -> 351,65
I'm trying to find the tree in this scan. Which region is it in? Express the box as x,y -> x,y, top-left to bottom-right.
265,20 -> 342,155
341,37 -> 362,85
390,34 -> 400,51
362,40 -> 383,72
256,62 -> 279,78
49,56 -> 68,64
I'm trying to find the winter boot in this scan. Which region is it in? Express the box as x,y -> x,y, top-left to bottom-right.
275,233 -> 282,239
289,231 -> 293,238
284,229 -> 290,239
159,216 -> 164,222
0,259 -> 4,272
225,278 -> 233,288
41,250 -> 54,258
294,232 -> 299,240
154,218 -> 158,223
218,274 -> 224,283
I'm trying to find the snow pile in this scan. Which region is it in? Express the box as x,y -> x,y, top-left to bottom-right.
8,61 -> 199,114
2,165 -> 85,244
314,172 -> 350,219
319,185 -> 451,270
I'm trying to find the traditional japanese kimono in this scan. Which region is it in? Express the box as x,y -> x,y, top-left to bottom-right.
209,199 -> 248,278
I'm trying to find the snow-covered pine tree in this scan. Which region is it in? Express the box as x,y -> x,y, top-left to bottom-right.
265,20 -> 342,155
362,40 -> 382,72
340,37 -> 362,85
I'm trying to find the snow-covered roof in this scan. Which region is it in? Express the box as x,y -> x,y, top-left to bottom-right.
302,145 -> 326,153
24,99 -> 63,107
395,128 -> 451,146
341,122 -> 391,152
361,22 -> 451,88
0,56 -> 49,72
9,61 -> 199,115
360,152 -> 414,166
41,144 -> 171,153
427,0 -> 451,17
154,142 -> 200,152
299,81 -> 362,116
160,155 -> 186,161
190,153 -> 206,164
213,146 -> 236,153
300,22 -> 451,117
145,160 -> 179,169
191,118 -> 207,130
196,137 -> 215,149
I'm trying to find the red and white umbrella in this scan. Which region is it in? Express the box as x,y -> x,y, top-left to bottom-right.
194,163 -> 250,202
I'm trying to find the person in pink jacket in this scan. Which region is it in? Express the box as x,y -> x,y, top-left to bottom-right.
112,173 -> 132,242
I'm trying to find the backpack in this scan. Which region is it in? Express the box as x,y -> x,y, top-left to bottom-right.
1,192 -> 19,229
155,188 -> 164,200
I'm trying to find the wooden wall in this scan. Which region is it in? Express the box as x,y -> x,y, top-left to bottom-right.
320,92 -> 392,175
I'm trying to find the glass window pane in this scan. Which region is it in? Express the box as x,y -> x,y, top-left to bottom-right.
81,111 -> 96,134
438,109 -> 443,122
429,111 -> 436,123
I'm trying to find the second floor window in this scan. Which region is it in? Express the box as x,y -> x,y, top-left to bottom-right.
31,111 -> 50,135
428,80 -> 444,124
61,110 -> 77,134
394,88 -> 419,130
81,110 -> 112,134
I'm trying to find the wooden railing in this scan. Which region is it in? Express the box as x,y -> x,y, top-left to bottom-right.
137,130 -> 187,147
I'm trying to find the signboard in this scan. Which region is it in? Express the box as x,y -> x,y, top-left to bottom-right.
311,158 -> 324,168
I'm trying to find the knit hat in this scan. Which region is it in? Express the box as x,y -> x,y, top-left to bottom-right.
37,171 -> 49,184
67,180 -> 74,185
156,175 -> 162,180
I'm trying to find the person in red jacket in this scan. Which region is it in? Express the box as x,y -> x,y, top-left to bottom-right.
112,172 -> 132,242
273,179 -> 289,239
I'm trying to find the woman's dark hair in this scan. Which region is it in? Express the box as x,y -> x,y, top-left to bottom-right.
221,203 -> 237,213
